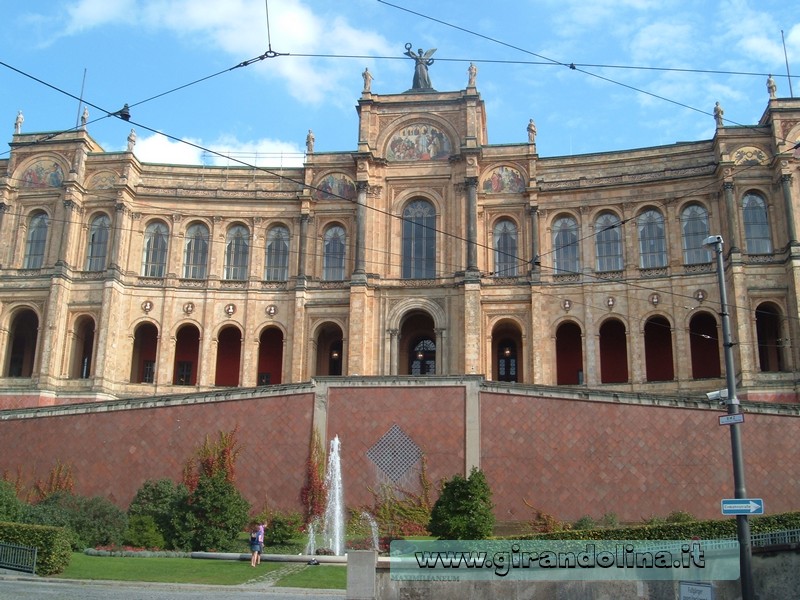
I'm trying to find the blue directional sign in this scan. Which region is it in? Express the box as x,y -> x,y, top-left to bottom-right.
721,498 -> 764,515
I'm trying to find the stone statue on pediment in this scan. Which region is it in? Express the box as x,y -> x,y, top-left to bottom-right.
404,44 -> 436,90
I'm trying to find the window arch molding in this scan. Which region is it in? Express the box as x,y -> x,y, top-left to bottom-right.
741,189 -> 773,255
182,221 -> 211,279
678,201 -> 711,265
224,223 -> 250,280
593,210 -> 624,272
84,212 -> 112,271
549,212 -> 580,275
491,216 -> 521,277
636,206 -> 668,269
141,219 -> 170,278
23,209 -> 51,269
264,223 -> 291,281
321,222 -> 347,281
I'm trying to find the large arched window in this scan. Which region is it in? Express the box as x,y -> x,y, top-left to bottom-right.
23,211 -> 48,269
555,321 -> 583,384
494,219 -> 518,276
599,319 -> 628,383
644,316 -> 674,381
689,311 -> 721,379
323,225 -> 346,281
85,214 -> 110,271
681,204 -> 710,264
141,221 -> 169,277
595,212 -> 623,272
638,209 -> 667,268
402,199 -> 436,279
755,302 -> 784,372
264,225 -> 289,281
183,223 -> 209,279
224,225 -> 250,280
552,216 -> 579,274
742,192 -> 772,254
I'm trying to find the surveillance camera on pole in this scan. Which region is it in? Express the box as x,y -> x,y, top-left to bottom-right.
705,388 -> 729,404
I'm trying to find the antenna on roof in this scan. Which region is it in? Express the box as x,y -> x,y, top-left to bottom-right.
75,68 -> 87,128
782,30 -> 794,98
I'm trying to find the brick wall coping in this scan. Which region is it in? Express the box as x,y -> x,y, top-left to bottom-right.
1,376 -> 798,421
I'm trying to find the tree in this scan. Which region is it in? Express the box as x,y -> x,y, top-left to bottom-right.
428,468 -> 494,540
128,478 -> 188,550
180,471 -> 250,551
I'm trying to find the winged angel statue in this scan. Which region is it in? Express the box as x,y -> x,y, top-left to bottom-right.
404,44 -> 436,90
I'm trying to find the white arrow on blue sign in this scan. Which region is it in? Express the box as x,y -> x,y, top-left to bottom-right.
721,498 -> 764,515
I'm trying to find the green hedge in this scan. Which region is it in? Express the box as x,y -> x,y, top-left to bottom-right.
0,521 -> 72,575
515,511 -> 800,541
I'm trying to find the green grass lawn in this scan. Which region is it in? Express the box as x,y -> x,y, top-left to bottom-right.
57,552 -> 347,589
62,553 -> 278,585
275,564 -> 347,589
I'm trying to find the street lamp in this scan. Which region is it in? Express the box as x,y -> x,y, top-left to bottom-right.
703,234 -> 755,600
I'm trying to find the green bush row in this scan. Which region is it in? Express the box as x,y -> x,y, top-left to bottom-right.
0,521 -> 72,575
517,511 -> 800,541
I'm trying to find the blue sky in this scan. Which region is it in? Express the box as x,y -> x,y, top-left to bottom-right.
2,0 -> 799,167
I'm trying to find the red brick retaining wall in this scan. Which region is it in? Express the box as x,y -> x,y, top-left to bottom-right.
0,383 -> 797,524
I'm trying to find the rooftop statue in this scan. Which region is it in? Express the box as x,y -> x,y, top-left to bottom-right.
404,43 -> 436,91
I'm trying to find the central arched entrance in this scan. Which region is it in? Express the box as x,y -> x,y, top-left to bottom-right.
399,311 -> 436,375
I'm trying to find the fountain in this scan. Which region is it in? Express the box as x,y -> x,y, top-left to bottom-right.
360,511 -> 380,552
322,435 -> 345,556
303,518 -> 319,556
304,436 -> 380,558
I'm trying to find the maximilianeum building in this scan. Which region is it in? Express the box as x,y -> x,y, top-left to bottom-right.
2,72 -> 800,409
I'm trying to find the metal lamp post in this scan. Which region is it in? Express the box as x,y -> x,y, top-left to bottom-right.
704,234 -> 755,600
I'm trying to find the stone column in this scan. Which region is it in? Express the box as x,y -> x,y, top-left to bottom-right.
530,205 -> 540,276
110,201 -> 130,272
723,182 -> 738,252
388,329 -> 398,376
465,177 -> 479,275
297,214 -> 309,281
781,174 -> 797,245
354,181 -> 367,276
435,328 -> 447,375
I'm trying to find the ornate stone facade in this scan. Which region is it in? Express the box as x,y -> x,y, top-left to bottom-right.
1,85 -> 800,407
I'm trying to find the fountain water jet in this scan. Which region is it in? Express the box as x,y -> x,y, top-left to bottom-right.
322,435 -> 345,556
360,511 -> 380,552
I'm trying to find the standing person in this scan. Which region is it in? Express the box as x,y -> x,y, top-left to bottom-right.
249,522 -> 261,567
256,522 -> 265,565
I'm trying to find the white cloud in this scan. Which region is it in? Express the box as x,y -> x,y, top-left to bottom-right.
133,131 -> 304,167
64,0 -> 137,33
60,0 -> 393,106
133,132 -> 204,164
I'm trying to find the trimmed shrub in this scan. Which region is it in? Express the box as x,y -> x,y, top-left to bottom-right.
0,480 -> 23,522
21,492 -> 126,549
125,515 -> 165,549
573,515 -> 597,531
428,467 -> 494,540
174,472 -> 250,551
128,478 -> 188,550
0,521 -> 72,575
263,511 -> 303,546
521,511 -> 800,541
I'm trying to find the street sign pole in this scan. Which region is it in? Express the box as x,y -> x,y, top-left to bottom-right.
706,235 -> 755,600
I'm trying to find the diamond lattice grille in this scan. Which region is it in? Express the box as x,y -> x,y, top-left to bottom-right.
367,424 -> 422,483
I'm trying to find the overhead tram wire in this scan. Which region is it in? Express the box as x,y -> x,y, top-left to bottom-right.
5,48 -> 799,329
0,47 -> 286,157
374,0 -> 788,126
